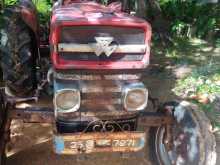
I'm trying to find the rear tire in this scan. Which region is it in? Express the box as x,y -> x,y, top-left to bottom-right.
149,101 -> 216,165
0,8 -> 35,96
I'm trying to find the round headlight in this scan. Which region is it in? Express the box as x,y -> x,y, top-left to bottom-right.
124,86 -> 148,111
55,89 -> 80,113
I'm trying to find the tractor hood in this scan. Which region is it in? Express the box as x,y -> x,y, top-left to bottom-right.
51,2 -> 149,27
50,2 -> 152,70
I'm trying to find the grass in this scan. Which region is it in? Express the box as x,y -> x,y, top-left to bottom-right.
166,38 -> 218,65
173,63 -> 220,97
168,38 -> 220,97
152,36 -> 220,100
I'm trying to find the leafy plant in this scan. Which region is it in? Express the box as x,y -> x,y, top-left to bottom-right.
173,63 -> 220,97
4,0 -> 17,6
159,0 -> 219,40
32,0 -> 52,24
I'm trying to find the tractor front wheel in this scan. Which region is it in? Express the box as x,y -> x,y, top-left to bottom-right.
149,101 -> 216,165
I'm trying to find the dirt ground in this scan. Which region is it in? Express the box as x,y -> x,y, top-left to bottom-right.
4,55 -> 219,165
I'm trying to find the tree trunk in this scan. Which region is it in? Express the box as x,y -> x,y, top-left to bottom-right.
0,0 -> 4,11
136,0 -> 147,18
147,0 -> 172,47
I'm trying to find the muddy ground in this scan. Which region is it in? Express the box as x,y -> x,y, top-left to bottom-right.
5,55 -> 220,165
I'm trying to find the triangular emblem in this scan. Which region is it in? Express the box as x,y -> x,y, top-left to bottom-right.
91,37 -> 118,57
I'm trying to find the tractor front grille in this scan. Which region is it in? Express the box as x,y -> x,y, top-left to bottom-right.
60,52 -> 144,61
58,26 -> 145,62
60,26 -> 145,44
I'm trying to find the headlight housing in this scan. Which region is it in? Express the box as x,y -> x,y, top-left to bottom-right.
123,83 -> 148,111
55,89 -> 80,113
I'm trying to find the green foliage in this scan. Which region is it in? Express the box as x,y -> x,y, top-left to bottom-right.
4,0 -> 17,6
100,0 -> 108,5
159,0 -> 219,39
162,37 -> 220,100
32,0 -> 52,24
174,63 -> 220,97
171,21 -> 191,37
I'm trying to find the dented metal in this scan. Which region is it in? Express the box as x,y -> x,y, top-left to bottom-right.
9,107 -> 54,123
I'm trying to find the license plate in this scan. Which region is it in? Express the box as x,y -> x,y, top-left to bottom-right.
54,132 -> 145,155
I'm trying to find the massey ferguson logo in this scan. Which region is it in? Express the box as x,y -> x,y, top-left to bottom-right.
92,37 -> 118,57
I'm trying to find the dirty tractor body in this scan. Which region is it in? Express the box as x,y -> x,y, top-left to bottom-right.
0,0 -> 216,165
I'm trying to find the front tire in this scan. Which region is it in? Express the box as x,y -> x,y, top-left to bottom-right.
149,101 -> 216,165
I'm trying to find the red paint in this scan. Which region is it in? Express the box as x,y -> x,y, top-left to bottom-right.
19,0 -> 39,43
21,7 -> 38,34
50,2 -> 152,70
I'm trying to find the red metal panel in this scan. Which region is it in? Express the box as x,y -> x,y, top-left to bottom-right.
21,7 -> 38,34
19,0 -> 39,41
50,2 -> 152,70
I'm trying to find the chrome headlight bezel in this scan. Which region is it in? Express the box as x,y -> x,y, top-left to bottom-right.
123,83 -> 148,111
54,89 -> 81,113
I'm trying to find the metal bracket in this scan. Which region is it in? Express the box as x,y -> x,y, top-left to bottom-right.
9,107 -> 54,123
138,111 -> 174,127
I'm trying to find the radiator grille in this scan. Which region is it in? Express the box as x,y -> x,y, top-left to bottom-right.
59,26 -> 145,62
60,52 -> 144,61
60,26 -> 145,44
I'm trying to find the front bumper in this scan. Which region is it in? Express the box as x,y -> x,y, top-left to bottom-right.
8,103 -> 174,155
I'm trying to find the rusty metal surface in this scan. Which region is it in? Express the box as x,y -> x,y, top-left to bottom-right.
57,111 -> 138,122
3,82 -> 173,127
53,131 -> 146,155
138,111 -> 174,127
81,118 -> 137,133
54,72 -> 142,81
8,106 -> 174,127
54,77 -> 140,121
6,96 -> 38,103
9,107 -> 54,123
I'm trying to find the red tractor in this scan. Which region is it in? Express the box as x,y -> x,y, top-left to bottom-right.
0,0 -> 216,164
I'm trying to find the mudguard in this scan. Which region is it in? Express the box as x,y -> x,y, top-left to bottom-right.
18,0 -> 39,39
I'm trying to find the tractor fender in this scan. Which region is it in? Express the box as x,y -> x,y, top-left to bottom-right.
18,0 -> 39,38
